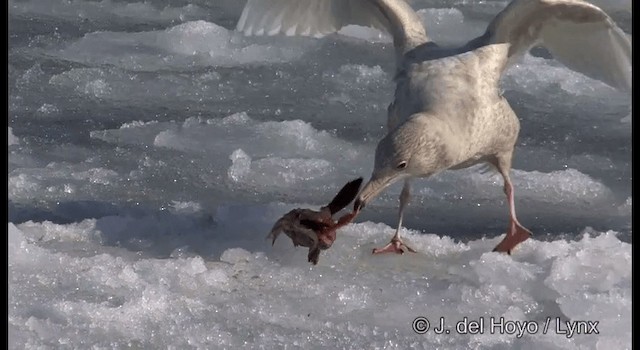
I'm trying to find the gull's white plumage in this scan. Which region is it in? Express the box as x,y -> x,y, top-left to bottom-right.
236,0 -> 631,254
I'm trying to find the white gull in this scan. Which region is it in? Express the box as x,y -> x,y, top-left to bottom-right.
236,0 -> 631,254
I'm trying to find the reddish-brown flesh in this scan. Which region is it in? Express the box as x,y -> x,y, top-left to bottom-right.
268,178 -> 363,265
315,211 -> 358,249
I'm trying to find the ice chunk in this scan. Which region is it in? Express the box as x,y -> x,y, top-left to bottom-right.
49,66 -> 228,103
49,68 -> 114,98
55,21 -> 312,71
228,149 -> 252,182
71,167 -> 119,185
91,119 -> 174,146
228,149 -> 335,189
337,25 -> 390,43
511,168 -> 613,203
17,219 -> 100,243
220,248 -> 252,265
8,127 -> 19,146
504,54 -> 630,103
96,111 -> 368,171
82,79 -> 111,98
325,64 -> 388,87
323,64 -> 392,113
168,201 -> 202,215
416,8 -> 487,44
546,231 -> 630,295
9,163 -> 121,202
545,231 -> 631,338
620,111 -> 631,124
8,223 -> 27,260
423,167 -> 613,205
9,0 -> 203,24
8,173 -> 41,199
617,197 -> 631,216
36,103 -> 59,115
16,63 -> 46,90
131,113 -> 367,194
202,267 -> 230,286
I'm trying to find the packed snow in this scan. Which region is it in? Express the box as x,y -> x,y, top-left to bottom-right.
9,0 -> 631,348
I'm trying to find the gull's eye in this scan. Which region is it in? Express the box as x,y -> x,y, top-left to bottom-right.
396,161 -> 407,170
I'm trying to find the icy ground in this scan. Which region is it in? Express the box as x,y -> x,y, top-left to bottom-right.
8,0 -> 631,348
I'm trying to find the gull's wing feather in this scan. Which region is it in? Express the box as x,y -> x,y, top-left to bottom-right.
236,0 -> 388,38
538,15 -> 631,91
470,0 -> 631,91
236,0 -> 429,69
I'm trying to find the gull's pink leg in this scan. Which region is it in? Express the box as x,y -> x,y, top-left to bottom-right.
373,180 -> 416,254
492,156 -> 532,254
372,234 -> 417,254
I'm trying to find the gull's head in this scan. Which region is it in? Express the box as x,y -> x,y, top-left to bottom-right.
354,117 -> 440,211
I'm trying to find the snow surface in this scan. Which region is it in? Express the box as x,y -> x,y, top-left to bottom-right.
8,219 -> 632,349
9,0 -> 631,348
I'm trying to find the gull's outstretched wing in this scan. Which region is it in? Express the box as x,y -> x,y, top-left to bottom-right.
236,0 -> 388,38
468,0 -> 631,91
236,0 -> 429,66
